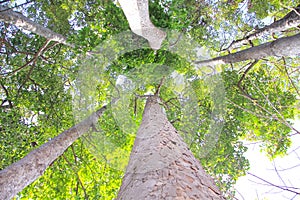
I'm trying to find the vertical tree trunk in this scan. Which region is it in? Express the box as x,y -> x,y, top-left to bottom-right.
118,0 -> 166,50
117,96 -> 224,199
0,106 -> 107,200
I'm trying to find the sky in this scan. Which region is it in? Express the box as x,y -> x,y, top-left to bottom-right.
235,121 -> 300,200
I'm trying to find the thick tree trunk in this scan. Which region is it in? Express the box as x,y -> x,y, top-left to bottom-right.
225,4 -> 300,51
0,5 -> 74,47
119,0 -> 166,50
196,33 -> 300,67
0,106 -> 107,200
116,96 -> 224,199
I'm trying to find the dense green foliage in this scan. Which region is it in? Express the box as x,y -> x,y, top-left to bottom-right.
1,0 -> 299,199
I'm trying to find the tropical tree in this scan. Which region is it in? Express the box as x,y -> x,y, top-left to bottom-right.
0,0 -> 299,199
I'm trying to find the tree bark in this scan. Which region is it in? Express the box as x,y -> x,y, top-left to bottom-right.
119,0 -> 166,50
116,96 -> 224,200
0,5 -> 74,47
0,105 -> 107,200
225,4 -> 300,51
196,33 -> 300,67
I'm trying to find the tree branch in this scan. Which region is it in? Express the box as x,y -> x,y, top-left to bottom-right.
282,57 -> 300,97
195,33 -> 300,67
1,39 -> 52,77
154,76 -> 165,96
0,5 -> 74,47
17,39 -> 51,93
62,153 -> 89,199
0,0 -> 35,12
237,60 -> 258,100
248,172 -> 300,195
224,4 -> 300,51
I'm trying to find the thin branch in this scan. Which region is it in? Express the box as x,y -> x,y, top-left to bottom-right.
1,39 -> 52,77
250,78 -> 300,134
0,82 -> 9,99
276,163 -> 300,172
169,32 -> 183,48
226,98 -> 272,120
162,97 -> 181,110
0,58 -> 34,76
237,60 -> 258,100
134,96 -> 137,116
248,172 -> 300,195
282,57 -> 300,97
230,188 -> 244,200
154,76 -> 165,96
71,144 -> 78,165
43,41 -> 60,52
0,0 -> 35,12
0,37 -> 17,52
0,1 -> 10,5
62,154 -> 88,199
281,4 -> 300,17
34,39 -> 52,62
161,97 -> 177,110
0,82 -> 13,108
272,161 -> 287,186
17,39 -> 51,92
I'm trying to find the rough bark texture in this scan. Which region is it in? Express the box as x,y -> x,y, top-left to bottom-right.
0,5 -> 74,47
119,0 -> 166,50
226,4 -> 300,51
116,96 -> 224,200
196,33 -> 300,67
0,106 -> 106,200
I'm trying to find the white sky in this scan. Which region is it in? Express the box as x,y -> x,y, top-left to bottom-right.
235,121 -> 300,200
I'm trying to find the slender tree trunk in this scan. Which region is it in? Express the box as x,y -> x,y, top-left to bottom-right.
196,33 -> 300,67
0,5 -> 74,47
119,0 -> 166,50
225,4 -> 300,51
116,96 -> 224,199
0,106 -> 107,200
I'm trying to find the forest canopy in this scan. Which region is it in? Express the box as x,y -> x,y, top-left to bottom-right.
0,0 -> 299,199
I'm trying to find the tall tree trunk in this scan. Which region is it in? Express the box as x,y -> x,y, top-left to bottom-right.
225,4 -> 300,51
119,0 -> 166,50
0,106 -> 107,200
0,5 -> 74,47
116,96 -> 224,199
196,33 -> 300,67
